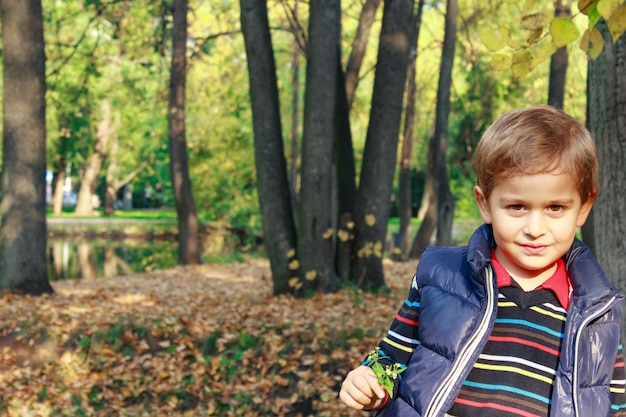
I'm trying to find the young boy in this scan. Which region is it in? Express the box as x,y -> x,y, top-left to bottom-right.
339,105 -> 626,416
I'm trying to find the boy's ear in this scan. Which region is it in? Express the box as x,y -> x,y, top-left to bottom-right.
474,185 -> 493,224
576,193 -> 596,227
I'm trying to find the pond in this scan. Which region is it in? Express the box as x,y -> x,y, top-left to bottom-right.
47,222 -> 263,280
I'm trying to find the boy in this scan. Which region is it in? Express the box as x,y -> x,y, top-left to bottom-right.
339,105 -> 626,416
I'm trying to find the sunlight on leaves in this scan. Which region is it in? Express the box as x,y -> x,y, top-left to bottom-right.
580,27 -> 604,58
337,229 -> 350,242
288,277 -> 300,287
305,270 -> 317,281
323,228 -> 334,239
288,259 -> 300,270
550,18 -> 580,47
286,249 -> 296,258
490,53 -> 512,72
480,26 -> 509,51
598,0 -> 621,20
512,50 -> 533,79
607,3 -> 626,42
365,214 -> 376,227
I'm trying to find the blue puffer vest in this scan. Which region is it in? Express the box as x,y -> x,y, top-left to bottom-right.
377,224 -> 624,417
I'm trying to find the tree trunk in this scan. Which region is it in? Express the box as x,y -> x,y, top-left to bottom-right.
345,0 -> 381,109
411,0 -> 457,253
397,0 -> 425,257
75,99 -> 112,216
240,0 -> 299,295
169,0 -> 201,265
289,0 -> 301,223
548,0 -> 571,109
584,21 -> 626,336
0,0 -> 52,294
351,0 -> 415,289
298,0 -> 341,294
51,163 -> 65,215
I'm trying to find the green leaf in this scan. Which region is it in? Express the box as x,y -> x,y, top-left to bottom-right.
580,27 -> 605,59
530,37 -> 558,69
550,18 -> 580,47
607,3 -> 626,42
588,2 -> 602,27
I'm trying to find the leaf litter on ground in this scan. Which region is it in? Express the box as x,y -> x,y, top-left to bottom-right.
0,258 -> 418,417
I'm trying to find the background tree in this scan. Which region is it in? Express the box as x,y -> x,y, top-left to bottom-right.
0,0 -> 53,294
583,21 -> 626,335
548,0 -> 571,109
351,0 -> 415,288
411,0 -> 458,257
169,0 -> 201,265
240,0 -> 299,295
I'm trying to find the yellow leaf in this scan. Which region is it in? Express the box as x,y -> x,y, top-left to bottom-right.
322,228 -> 334,239
289,259 -> 300,270
530,37 -> 558,68
580,27 -> 604,59
288,277 -> 300,287
365,214 -> 376,226
373,241 -> 383,258
550,17 -> 580,47
527,28 -> 543,44
490,53 -> 512,71
522,12 -> 549,30
346,221 -> 355,229
295,282 -> 303,290
286,249 -> 296,258
598,0 -> 620,20
337,229 -> 350,242
512,50 -> 533,79
523,0 -> 537,11
305,270 -> 317,281
479,26 -> 509,51
607,3 -> 626,42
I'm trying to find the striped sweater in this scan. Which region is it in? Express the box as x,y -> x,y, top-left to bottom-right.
370,262 -> 626,416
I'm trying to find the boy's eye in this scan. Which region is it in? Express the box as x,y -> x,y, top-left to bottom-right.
509,204 -> 524,211
548,205 -> 563,212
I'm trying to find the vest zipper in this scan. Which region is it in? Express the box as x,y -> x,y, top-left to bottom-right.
423,265 -> 497,417
571,294 -> 618,417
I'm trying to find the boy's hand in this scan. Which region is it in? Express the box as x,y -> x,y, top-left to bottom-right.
339,365 -> 387,410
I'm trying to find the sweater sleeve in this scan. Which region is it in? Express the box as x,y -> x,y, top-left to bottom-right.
611,344 -> 626,416
362,274 -> 421,406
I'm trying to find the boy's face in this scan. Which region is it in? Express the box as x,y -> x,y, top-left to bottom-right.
474,172 -> 593,286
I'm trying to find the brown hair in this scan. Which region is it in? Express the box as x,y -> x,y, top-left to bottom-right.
474,104 -> 598,203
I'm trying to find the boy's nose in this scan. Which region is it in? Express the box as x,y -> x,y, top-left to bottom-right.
523,212 -> 546,238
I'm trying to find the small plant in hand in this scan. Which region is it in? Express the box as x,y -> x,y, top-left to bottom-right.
364,347 -> 407,398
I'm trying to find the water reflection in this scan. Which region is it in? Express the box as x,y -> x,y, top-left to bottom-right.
48,238 -> 178,280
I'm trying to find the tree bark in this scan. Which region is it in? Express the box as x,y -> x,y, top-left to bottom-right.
240,0 -> 299,295
351,0 -> 415,289
0,0 -> 52,294
75,99 -> 112,216
411,0 -> 457,255
548,0 -> 571,109
397,0 -> 425,257
169,0 -> 201,265
298,0 -> 341,294
584,21 -> 626,336
345,0 -> 381,109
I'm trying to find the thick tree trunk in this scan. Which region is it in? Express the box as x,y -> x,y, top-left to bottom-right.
345,0 -> 381,108
169,0 -> 201,265
75,99 -> 112,216
240,0 -> 299,295
548,0 -> 571,109
584,21 -> 626,336
289,0 -> 301,223
298,0 -> 341,294
351,0 -> 415,289
0,0 -> 52,294
397,0 -> 425,257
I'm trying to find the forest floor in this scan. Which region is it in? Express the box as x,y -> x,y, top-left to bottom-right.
0,258 -> 418,417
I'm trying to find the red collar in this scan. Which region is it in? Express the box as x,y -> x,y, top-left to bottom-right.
491,250 -> 570,310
